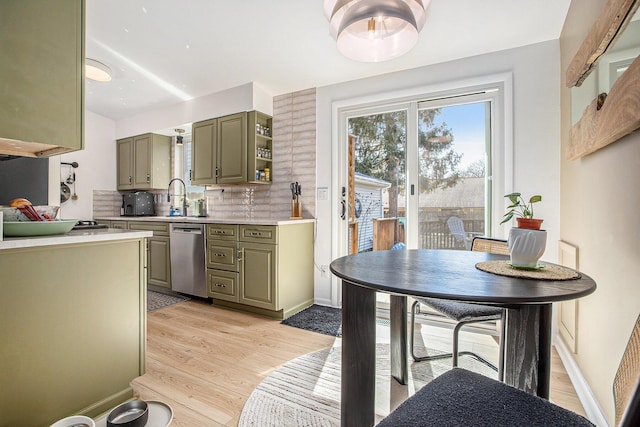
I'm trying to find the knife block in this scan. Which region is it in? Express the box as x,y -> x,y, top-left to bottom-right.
290,200 -> 302,219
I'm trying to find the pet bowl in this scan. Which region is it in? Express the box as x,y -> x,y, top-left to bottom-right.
106,400 -> 149,427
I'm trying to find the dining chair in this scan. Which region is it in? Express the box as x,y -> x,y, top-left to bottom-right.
378,313 -> 640,427
409,237 -> 509,379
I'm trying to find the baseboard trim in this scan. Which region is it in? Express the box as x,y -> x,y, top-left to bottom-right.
554,336 -> 608,426
314,297 -> 334,307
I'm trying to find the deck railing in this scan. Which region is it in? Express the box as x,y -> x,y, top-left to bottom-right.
418,219 -> 484,250
357,211 -> 486,252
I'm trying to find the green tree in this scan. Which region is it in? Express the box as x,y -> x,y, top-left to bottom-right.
350,111 -> 406,217
417,109 -> 461,192
349,109 -> 460,217
462,159 -> 486,178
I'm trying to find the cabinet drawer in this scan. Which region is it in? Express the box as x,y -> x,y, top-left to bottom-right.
109,221 -> 128,230
207,240 -> 238,271
128,221 -> 170,236
207,224 -> 239,241
207,270 -> 238,302
240,225 -> 277,244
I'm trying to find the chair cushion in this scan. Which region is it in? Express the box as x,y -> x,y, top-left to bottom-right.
417,297 -> 503,322
376,368 -> 594,427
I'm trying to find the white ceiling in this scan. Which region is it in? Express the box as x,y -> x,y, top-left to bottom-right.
85,0 -> 571,121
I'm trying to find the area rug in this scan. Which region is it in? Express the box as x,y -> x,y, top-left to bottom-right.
281,304 -> 342,337
238,343 -> 496,427
147,290 -> 189,312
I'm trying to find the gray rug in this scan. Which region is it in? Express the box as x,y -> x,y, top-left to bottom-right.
238,343 -> 497,427
281,305 -> 342,337
147,290 -> 189,312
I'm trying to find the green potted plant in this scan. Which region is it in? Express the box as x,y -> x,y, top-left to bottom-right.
501,192 -> 543,230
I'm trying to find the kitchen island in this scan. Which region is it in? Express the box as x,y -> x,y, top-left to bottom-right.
0,229 -> 151,427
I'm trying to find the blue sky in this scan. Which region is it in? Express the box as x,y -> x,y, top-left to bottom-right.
430,102 -> 487,170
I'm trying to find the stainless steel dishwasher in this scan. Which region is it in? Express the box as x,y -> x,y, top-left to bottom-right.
169,223 -> 207,298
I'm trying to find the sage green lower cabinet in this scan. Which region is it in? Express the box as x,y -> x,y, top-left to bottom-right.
207,269 -> 239,301
239,241 -> 277,310
206,224 -> 240,302
0,238 -> 146,426
127,221 -> 171,289
206,222 -> 314,319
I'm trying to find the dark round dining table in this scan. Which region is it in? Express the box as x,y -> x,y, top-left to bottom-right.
330,249 -> 597,427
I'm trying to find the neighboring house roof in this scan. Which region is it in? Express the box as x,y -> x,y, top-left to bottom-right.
420,177 -> 484,207
395,177 -> 485,208
355,172 -> 391,189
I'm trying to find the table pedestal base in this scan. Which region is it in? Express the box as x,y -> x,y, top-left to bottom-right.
342,282 -> 376,427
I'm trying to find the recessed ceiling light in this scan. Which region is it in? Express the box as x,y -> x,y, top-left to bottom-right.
85,58 -> 112,82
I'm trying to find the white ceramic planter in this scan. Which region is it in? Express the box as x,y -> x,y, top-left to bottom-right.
508,227 -> 547,268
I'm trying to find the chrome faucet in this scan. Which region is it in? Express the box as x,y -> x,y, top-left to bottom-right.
167,178 -> 188,216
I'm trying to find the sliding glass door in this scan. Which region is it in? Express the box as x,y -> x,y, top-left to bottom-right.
342,92 -> 494,254
416,98 -> 492,250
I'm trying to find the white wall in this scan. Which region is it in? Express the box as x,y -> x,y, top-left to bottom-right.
57,111 -> 116,220
115,82 -> 271,139
314,41 -> 561,307
559,1 -> 640,423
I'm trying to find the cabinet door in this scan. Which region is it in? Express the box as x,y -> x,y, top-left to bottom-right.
147,236 -> 171,289
117,138 -> 134,190
192,119 -> 217,185
239,242 -> 277,310
0,0 -> 83,156
133,134 -> 152,189
217,112 -> 247,184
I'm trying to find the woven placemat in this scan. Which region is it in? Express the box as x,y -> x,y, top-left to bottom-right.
475,260 -> 580,281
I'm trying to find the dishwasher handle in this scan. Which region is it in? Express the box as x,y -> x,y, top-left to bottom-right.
171,225 -> 203,234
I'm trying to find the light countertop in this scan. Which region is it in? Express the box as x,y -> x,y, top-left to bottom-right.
96,216 -> 316,226
0,228 -> 153,251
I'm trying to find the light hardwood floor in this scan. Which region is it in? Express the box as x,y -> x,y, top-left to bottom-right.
132,300 -> 586,426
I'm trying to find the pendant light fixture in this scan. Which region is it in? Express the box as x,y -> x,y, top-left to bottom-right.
85,58 -> 112,82
175,128 -> 185,145
324,0 -> 429,62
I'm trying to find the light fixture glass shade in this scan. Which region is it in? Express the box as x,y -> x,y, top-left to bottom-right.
335,0 -> 420,62
85,58 -> 112,82
325,0 -> 352,37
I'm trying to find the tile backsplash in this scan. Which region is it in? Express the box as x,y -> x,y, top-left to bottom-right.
93,88 -> 317,220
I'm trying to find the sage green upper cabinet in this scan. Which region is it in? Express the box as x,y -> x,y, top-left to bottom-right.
191,118 -> 218,185
191,111 -> 272,185
0,0 -> 84,158
117,133 -> 170,190
117,138 -> 134,190
218,112 -> 248,183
